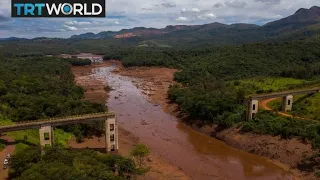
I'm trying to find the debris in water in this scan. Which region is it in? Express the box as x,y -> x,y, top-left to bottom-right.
141,120 -> 149,125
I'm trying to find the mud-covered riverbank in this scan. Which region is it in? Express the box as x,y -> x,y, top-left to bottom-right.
71,62 -> 189,180
71,61 -> 310,180
115,63 -> 316,180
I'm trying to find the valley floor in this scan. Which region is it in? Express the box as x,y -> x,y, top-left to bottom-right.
70,60 -> 320,179
71,62 -> 189,180
114,63 -> 318,180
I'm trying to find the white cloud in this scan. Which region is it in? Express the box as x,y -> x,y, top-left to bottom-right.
161,2 -> 176,8
65,21 -> 92,26
225,1 -> 247,8
175,16 -> 188,22
142,7 -> 153,11
198,13 -> 217,20
205,13 -> 216,18
255,0 -> 281,5
63,25 -> 78,31
181,8 -> 201,13
114,21 -> 120,24
269,14 -> 283,19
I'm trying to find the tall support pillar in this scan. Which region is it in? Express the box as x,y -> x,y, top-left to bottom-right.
282,95 -> 293,112
247,100 -> 259,120
105,116 -> 118,152
51,126 -> 55,145
39,125 -> 54,154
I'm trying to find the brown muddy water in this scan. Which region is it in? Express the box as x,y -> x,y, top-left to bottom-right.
92,66 -> 293,180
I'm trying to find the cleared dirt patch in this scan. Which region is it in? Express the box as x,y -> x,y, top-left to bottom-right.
116,65 -> 179,114
71,62 -> 112,104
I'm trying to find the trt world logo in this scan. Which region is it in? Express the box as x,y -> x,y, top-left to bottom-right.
11,0 -> 106,17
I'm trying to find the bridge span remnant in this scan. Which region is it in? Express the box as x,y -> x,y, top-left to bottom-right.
0,112 -> 118,153
247,88 -> 320,120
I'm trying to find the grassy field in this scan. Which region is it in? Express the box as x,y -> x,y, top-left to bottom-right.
232,77 -> 320,121
0,116 -> 73,153
267,98 -> 282,111
8,129 -> 72,153
290,93 -> 320,120
231,77 -> 320,95
266,93 -> 320,120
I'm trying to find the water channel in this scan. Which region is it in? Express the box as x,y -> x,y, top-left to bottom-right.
91,66 -> 293,180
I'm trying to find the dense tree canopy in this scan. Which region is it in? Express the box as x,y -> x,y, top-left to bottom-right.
106,39 -> 320,126
0,57 -> 104,121
0,56 -> 148,179
2,26 -> 320,178
103,38 -> 320,148
66,58 -> 92,66
10,147 -> 143,180
0,56 -> 106,140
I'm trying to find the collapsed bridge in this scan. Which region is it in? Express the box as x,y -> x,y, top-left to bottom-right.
247,88 -> 320,120
0,112 -> 118,153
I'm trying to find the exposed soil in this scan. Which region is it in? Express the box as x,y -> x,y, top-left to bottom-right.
71,62 -> 189,180
68,127 -> 188,180
115,64 -> 178,113
0,136 -> 15,180
72,62 -> 111,105
116,65 -> 317,180
217,129 -> 316,180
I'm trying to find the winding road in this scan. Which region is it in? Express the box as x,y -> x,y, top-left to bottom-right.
259,98 -> 311,120
259,98 -> 293,117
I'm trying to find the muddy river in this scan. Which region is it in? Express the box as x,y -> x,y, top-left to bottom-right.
91,66 -> 293,180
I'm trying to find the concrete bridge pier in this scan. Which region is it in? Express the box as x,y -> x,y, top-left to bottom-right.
247,100 -> 259,120
282,95 -> 293,112
39,125 -> 54,154
105,116 -> 118,152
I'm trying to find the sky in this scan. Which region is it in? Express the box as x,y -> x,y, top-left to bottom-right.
0,0 -> 319,38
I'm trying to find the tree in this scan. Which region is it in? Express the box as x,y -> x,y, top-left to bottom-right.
130,144 -> 150,168
10,147 -> 142,180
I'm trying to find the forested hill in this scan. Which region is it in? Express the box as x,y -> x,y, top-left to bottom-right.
117,36 -> 320,158
116,37 -> 320,79
108,37 -> 320,126
2,6 -> 320,50
70,6 -> 320,46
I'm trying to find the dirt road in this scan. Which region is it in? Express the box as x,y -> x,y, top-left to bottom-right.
259,98 -> 293,117
0,136 -> 15,180
259,98 -> 311,120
